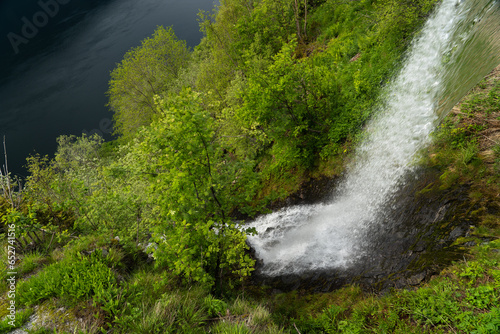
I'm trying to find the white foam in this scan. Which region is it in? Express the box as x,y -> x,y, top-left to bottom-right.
247,0 -> 500,276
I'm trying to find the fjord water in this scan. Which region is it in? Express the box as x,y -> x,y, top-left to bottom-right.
0,0 -> 214,174
247,0 -> 500,276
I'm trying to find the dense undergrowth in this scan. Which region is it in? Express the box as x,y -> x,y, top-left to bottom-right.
1,0 -> 499,332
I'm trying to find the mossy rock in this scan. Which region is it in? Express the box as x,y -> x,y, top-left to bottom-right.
250,166 -> 484,293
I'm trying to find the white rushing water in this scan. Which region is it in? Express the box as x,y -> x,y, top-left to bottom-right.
247,0 -> 500,276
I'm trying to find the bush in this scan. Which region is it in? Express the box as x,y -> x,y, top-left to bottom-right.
17,250 -> 117,307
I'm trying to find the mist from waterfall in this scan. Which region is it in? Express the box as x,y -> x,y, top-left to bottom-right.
247,0 -> 500,276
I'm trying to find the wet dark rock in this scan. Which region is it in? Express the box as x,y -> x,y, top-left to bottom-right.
449,227 -> 465,239
407,271 -> 427,285
250,167 -> 482,293
268,175 -> 340,210
486,203 -> 499,215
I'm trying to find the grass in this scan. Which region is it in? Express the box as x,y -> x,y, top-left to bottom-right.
0,307 -> 33,334
1,48 -> 499,334
259,238 -> 499,333
1,167 -> 498,334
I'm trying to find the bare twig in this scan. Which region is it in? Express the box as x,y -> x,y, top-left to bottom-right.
3,135 -> 9,176
480,133 -> 500,146
45,232 -> 55,253
293,323 -> 302,334
1,136 -> 15,208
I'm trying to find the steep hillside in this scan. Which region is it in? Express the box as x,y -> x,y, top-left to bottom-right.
0,1 -> 499,333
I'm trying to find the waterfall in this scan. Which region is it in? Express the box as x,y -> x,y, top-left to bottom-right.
247,0 -> 500,277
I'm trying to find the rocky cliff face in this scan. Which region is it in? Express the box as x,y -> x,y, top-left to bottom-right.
250,66 -> 500,293
251,167 -> 480,293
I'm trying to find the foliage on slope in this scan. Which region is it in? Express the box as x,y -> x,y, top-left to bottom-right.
261,67 -> 500,334
4,0 -> 499,333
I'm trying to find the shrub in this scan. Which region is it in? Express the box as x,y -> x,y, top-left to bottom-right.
17,251 -> 117,307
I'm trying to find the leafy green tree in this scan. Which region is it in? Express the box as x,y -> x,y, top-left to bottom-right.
194,0 -> 297,117
192,0 -> 307,164
84,143 -> 150,242
239,38 -> 342,171
25,135 -> 103,213
107,26 -> 190,139
25,135 -> 147,240
128,88 -> 257,294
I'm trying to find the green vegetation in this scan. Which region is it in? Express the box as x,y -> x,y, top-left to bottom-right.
107,26 -> 190,139
270,241 -> 500,333
128,88 -> 257,291
1,0 -> 499,332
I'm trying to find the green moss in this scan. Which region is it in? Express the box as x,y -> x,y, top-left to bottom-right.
469,208 -> 485,218
27,300 -> 81,333
416,184 -> 435,196
0,299 -> 9,321
451,236 -> 476,247
438,170 -> 459,190
469,191 -> 484,201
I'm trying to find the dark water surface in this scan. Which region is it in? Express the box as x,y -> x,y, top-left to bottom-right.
0,0 -> 215,175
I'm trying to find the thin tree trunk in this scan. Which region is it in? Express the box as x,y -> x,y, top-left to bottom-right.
136,208 -> 141,244
215,247 -> 223,297
294,0 -> 302,42
33,231 -> 43,244
303,0 -> 308,40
